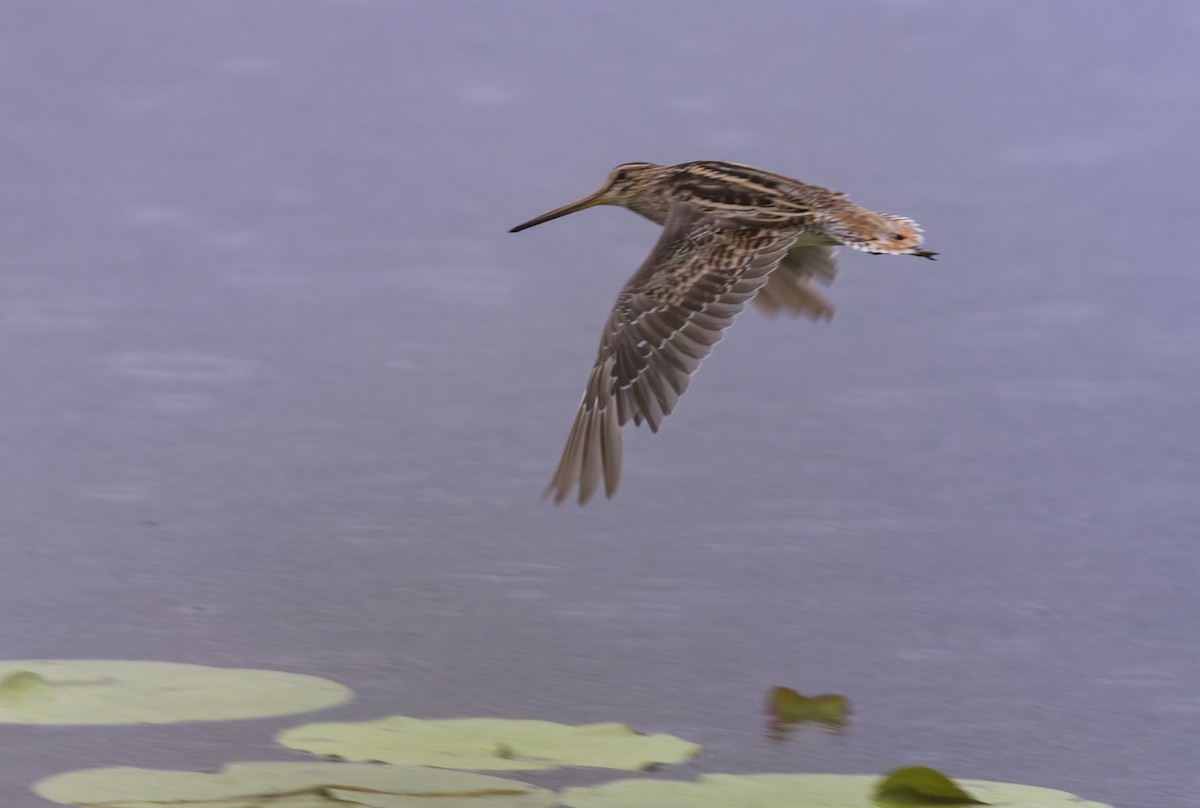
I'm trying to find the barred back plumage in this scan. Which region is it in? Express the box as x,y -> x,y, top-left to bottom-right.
510,160 -> 937,504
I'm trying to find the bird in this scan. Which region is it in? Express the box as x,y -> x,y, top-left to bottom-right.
510,160 -> 936,505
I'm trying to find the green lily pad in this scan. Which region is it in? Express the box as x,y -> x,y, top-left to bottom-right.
875,766 -> 984,804
0,660 -> 351,724
33,761 -> 555,807
277,717 -> 701,771
559,773 -> 1114,808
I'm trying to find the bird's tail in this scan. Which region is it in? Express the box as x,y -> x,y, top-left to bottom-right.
543,360 -> 623,506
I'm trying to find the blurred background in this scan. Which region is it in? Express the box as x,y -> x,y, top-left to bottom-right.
2,1 -> 1198,805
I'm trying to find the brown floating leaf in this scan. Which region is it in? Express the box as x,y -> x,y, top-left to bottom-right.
766,687 -> 849,724
765,686 -> 848,740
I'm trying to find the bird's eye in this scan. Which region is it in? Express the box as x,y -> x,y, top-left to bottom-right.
615,170 -> 628,181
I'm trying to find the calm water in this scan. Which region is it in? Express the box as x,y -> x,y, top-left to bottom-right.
2,2 -> 1198,806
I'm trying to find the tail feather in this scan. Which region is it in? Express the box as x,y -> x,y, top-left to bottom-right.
543,360 -> 623,505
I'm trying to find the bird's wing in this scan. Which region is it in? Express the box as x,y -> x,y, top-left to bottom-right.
546,202 -> 800,505
752,245 -> 838,320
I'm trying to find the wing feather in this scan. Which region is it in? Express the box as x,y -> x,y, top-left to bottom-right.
546,202 -> 800,504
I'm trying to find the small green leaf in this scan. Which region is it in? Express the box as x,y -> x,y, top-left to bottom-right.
0,671 -> 54,700
278,716 -> 701,771
874,766 -> 986,804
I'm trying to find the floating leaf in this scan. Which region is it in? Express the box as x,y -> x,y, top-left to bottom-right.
278,717 -> 701,771
766,687 -> 848,725
0,660 -> 351,724
33,761 -> 555,808
875,766 -> 985,804
559,773 -> 1113,808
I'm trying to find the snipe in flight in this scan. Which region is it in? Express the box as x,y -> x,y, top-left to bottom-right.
510,160 -> 936,505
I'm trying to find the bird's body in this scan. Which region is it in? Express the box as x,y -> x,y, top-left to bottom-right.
510,160 -> 936,505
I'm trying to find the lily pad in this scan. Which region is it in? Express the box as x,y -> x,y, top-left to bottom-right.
33,761 -> 555,808
277,717 -> 701,771
0,660 -> 351,724
559,773 -> 1114,808
875,766 -> 984,804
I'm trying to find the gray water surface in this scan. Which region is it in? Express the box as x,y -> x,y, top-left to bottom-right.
2,2 -> 1198,806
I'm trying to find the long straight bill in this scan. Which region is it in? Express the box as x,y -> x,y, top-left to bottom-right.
509,191 -> 606,233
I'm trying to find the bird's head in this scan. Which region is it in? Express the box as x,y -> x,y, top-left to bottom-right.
509,163 -> 664,233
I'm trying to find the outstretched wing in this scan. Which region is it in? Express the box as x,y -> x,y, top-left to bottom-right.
546,202 -> 801,505
752,245 -> 839,320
